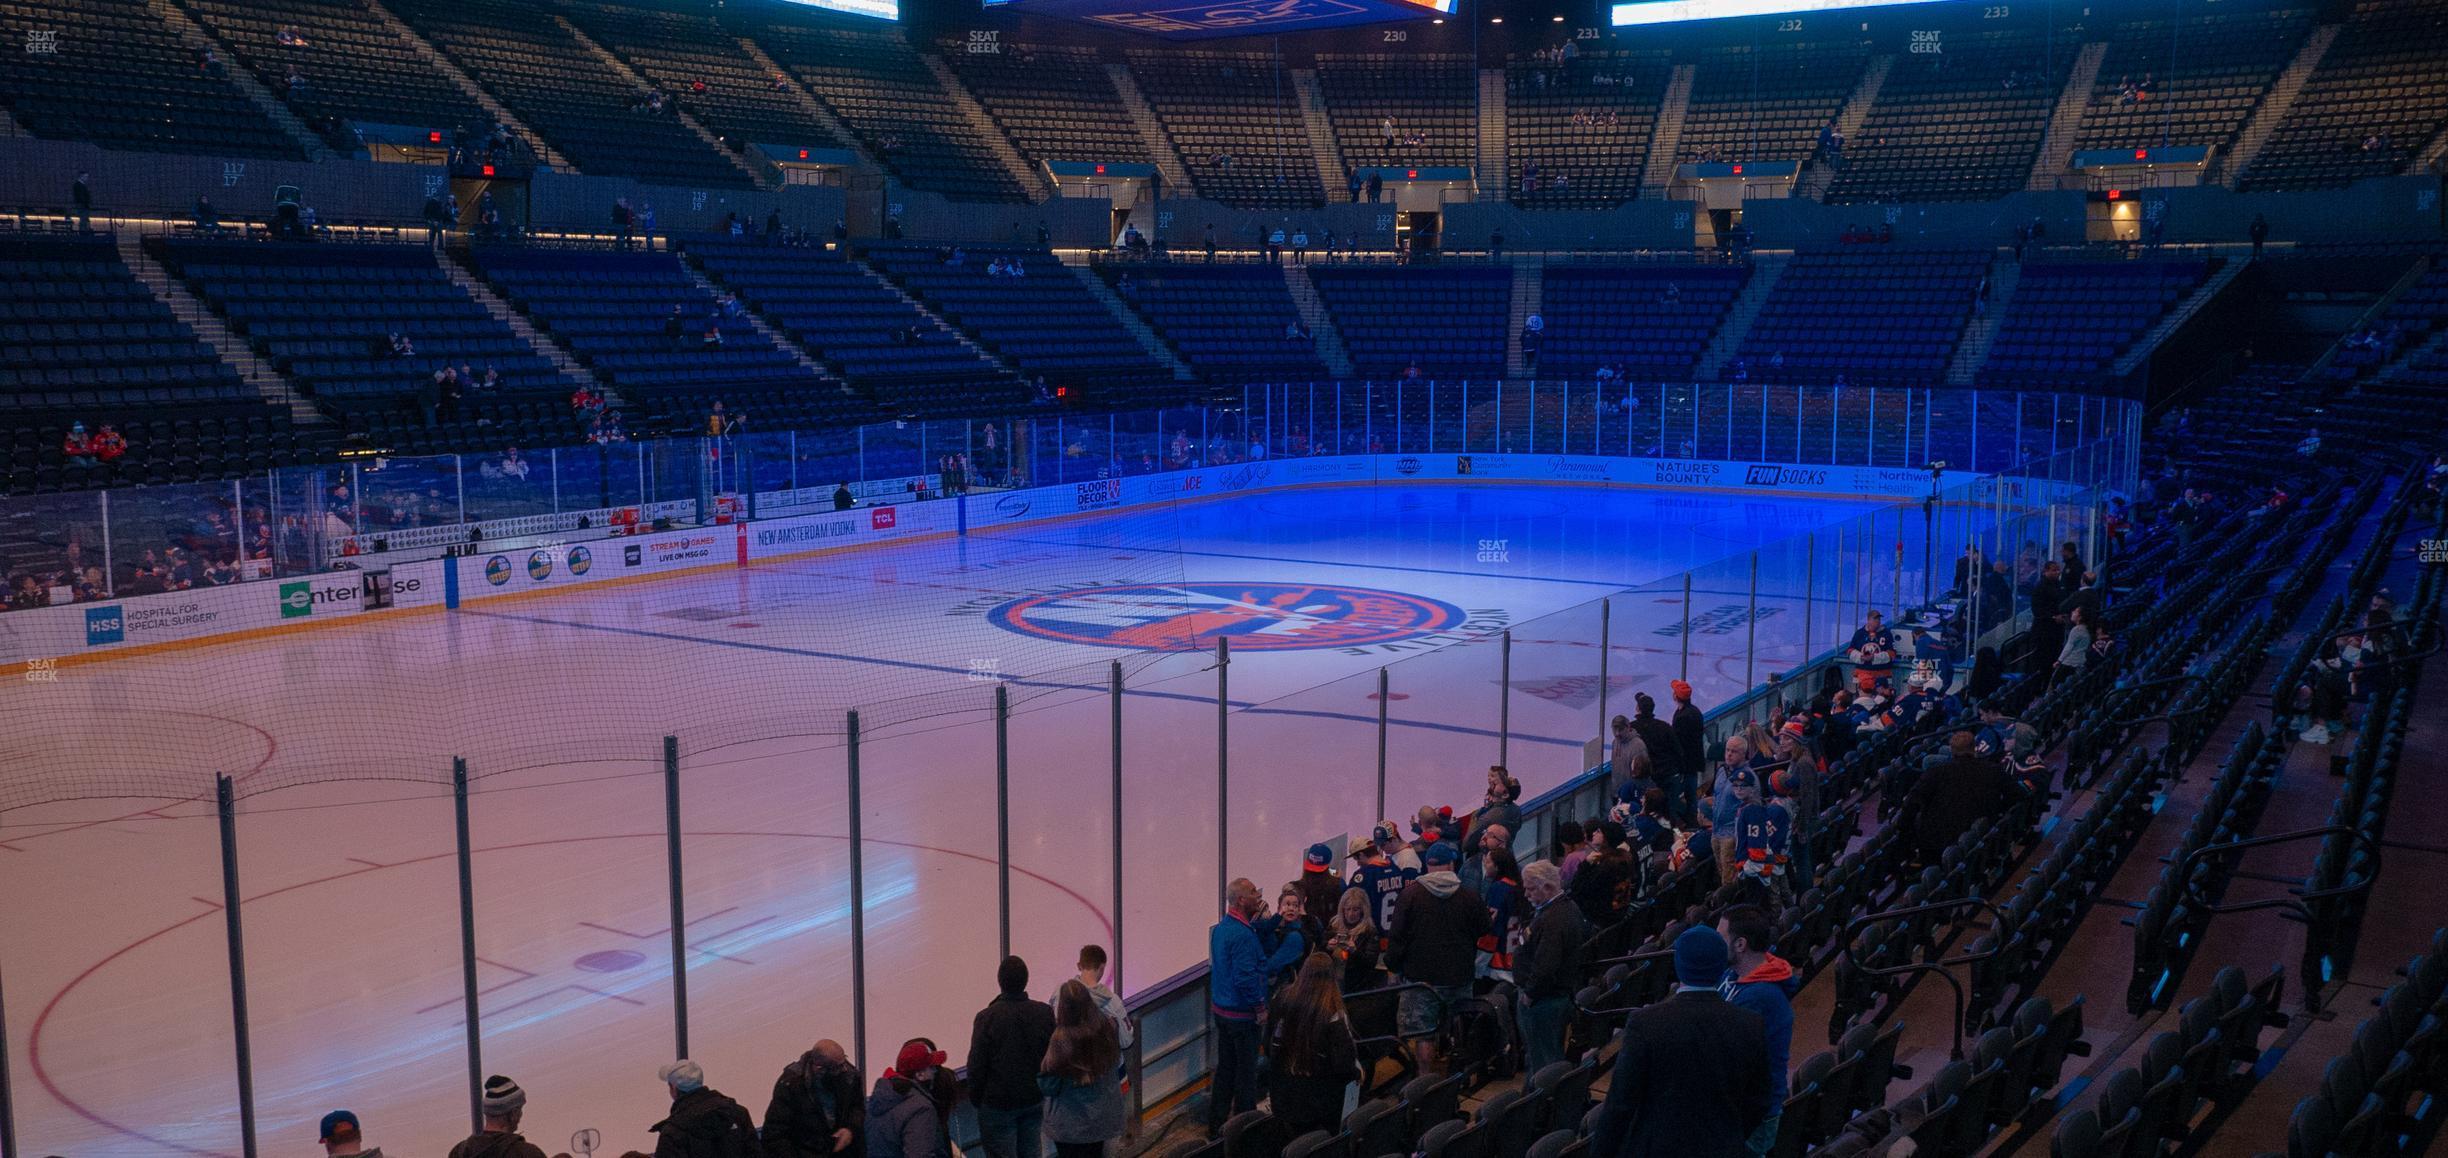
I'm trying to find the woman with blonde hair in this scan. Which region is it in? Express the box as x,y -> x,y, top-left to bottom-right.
1325,888 -> 1384,992
1040,980 -> 1124,1157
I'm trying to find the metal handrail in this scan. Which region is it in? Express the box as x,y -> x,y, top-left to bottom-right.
2170,824 -> 2383,920
1836,898 -> 2005,1060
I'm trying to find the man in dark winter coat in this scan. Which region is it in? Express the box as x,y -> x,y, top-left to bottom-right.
449,1075 -> 548,1158
1387,841 -> 1489,1073
1588,928 -> 1770,1157
967,956 -> 1055,1158
1670,681 -> 1707,824
2026,563 -> 2065,677
651,1060 -> 758,1158
1514,860 -> 1587,1073
1906,732 -> 2021,864
762,1039 -> 862,1157
1629,693 -> 1685,792
1719,906 -> 1799,1157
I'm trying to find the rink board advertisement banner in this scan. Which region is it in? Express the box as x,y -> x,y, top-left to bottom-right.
4,452 -> 1999,667
1395,454 -> 1983,497
0,561 -> 450,665
744,499 -> 958,561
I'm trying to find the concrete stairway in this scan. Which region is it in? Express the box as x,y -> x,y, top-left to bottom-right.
1290,69 -> 1350,201
736,37 -> 881,173
1282,262 -> 1354,378
1638,64 -> 1695,195
921,54 -> 1053,202
555,15 -> 771,189
1055,254 -> 1196,382
363,0 -> 570,170
2115,258 -> 2248,377
151,0 -> 335,162
1504,258 -> 1544,380
1105,64 -> 1195,196
846,255 -> 1020,375
670,258 -> 848,391
1477,69 -> 1508,202
116,233 -> 322,425
1796,55 -> 1890,201
1692,250 -> 1789,380
2415,121 -> 2448,176
2027,41 -> 2108,190
2218,23 -> 2338,187
1944,252 -> 2019,385
436,248 -> 616,405
2308,255 -> 2434,380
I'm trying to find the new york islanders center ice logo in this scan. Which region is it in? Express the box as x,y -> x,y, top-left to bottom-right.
990,582 -> 1467,651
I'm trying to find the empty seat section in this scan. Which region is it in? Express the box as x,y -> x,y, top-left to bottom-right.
751,17 -> 1025,201
2239,0 -> 2448,191
1537,263 -> 1748,380
1679,40 -> 1868,167
1317,53 -> 1477,185
155,239 -> 569,455
464,246 -> 864,431
1977,258 -> 2209,387
1826,30 -> 2054,204
180,0 -> 494,154
1105,264 -> 1328,384
2072,10 -> 2314,158
863,245 -> 1173,400
944,42 -> 1144,171
1505,49 -> 1671,208
1308,266 -> 1509,380
560,1 -> 851,161
0,233 -> 295,491
684,239 -> 1019,417
0,0 -> 305,159
386,0 -> 752,189
1734,248 -> 1990,385
1127,51 -> 1324,210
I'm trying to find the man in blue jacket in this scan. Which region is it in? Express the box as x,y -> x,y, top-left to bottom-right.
1208,877 -> 1305,1137
1718,905 -> 1798,1156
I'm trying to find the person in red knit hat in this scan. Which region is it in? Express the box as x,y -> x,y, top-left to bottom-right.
865,1039 -> 959,1158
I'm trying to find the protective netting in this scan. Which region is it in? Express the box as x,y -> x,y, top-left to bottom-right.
0,385 -> 2135,821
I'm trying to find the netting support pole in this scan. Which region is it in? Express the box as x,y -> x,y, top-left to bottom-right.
1892,521 -> 1906,622
1109,662 -> 1125,998
996,682 -> 1012,962
1375,667 -> 1390,824
1,922 -> 15,1158
1803,534 -> 1817,682
1498,629 -> 1513,768
663,735 -> 687,1060
847,710 -> 868,1080
1744,553 -> 1760,719
1597,598 -> 1612,738
453,758 -> 482,1134
1680,572 -> 1693,682
216,774 -> 259,1158
1215,635 -> 1231,913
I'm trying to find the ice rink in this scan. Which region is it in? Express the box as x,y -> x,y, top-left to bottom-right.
1,479 -> 1941,1158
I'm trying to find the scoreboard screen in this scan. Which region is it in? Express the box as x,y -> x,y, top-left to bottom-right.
1612,0 -> 1962,26
774,0 -> 899,19
981,0 -> 1454,39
